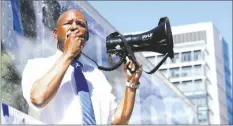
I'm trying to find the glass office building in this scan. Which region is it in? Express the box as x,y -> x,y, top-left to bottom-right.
1,1 -> 198,124
222,39 -> 233,125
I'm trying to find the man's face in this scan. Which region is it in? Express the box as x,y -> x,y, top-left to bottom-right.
53,10 -> 88,51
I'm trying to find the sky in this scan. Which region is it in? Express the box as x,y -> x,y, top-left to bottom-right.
89,1 -> 232,74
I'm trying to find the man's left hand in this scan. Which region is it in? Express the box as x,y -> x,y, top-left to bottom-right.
123,57 -> 142,84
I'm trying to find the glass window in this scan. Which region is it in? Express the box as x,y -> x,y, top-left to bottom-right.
182,52 -> 192,62
176,83 -> 183,91
194,50 -> 202,61
170,67 -> 180,78
194,65 -> 203,76
173,82 -> 180,85
173,82 -> 180,87
146,56 -> 155,64
228,112 -> 233,124
171,53 -> 180,63
159,69 -> 168,78
198,110 -> 209,123
181,81 -> 193,92
197,98 -> 207,107
191,97 -> 207,107
194,79 -> 204,91
181,66 -> 192,77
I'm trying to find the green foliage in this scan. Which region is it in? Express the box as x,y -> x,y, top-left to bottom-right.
1,52 -> 28,114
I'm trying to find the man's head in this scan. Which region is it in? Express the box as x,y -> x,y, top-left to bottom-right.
53,9 -> 88,51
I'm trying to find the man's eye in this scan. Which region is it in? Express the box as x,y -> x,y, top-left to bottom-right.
76,21 -> 86,28
67,21 -> 73,25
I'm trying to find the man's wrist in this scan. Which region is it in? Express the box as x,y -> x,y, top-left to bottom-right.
126,81 -> 140,89
62,53 -> 75,64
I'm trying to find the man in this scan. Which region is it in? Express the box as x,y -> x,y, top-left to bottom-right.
21,9 -> 142,124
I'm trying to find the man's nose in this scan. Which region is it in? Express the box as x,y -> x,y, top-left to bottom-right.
70,21 -> 79,32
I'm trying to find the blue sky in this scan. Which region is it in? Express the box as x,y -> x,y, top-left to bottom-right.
89,1 -> 232,73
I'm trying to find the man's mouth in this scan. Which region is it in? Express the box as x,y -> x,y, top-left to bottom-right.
66,31 -> 85,39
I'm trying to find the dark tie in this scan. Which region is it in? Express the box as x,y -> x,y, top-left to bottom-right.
71,62 -> 96,125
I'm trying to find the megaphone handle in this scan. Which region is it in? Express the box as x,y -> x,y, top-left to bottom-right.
117,32 -> 139,73
126,55 -> 139,74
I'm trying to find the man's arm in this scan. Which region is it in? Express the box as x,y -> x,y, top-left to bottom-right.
30,30 -> 84,108
111,57 -> 142,124
111,87 -> 137,125
30,53 -> 73,108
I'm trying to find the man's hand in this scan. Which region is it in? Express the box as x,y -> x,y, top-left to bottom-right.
123,57 -> 142,84
64,29 -> 85,60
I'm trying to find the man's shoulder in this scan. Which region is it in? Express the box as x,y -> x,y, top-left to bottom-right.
27,56 -> 53,66
24,55 -> 55,72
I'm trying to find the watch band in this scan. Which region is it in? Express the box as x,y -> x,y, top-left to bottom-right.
126,81 -> 140,89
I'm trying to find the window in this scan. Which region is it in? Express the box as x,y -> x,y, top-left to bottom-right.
181,66 -> 192,77
194,50 -> 202,61
228,112 -> 233,124
159,69 -> 168,77
170,67 -> 180,78
171,53 -> 180,63
198,110 -> 209,123
181,81 -> 193,92
194,65 -> 203,76
226,85 -> 232,99
173,82 -> 180,90
146,56 -> 155,64
173,82 -> 180,85
182,52 -> 191,62
191,97 -> 207,107
194,79 -> 205,91
157,55 -> 166,64
197,98 -> 207,107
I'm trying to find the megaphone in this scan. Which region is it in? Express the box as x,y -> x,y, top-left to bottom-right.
82,17 -> 174,74
106,17 -> 173,58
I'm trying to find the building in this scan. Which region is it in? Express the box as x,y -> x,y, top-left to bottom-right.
143,22 -> 232,124
1,1 -> 199,124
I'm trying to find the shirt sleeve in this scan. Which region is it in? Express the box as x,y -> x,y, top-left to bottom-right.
21,59 -> 47,111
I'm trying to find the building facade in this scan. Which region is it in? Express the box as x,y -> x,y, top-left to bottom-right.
143,22 -> 232,124
1,1 -> 198,124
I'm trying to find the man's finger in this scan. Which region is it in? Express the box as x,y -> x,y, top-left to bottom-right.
130,62 -> 135,71
127,69 -> 132,76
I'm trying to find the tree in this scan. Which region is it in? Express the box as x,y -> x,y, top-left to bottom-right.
1,43 -> 28,114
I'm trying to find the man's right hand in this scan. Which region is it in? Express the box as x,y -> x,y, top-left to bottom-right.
64,29 -> 85,60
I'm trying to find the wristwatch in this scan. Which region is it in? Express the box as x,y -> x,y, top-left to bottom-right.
126,81 -> 140,89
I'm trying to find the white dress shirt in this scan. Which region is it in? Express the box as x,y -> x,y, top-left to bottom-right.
21,50 -> 118,124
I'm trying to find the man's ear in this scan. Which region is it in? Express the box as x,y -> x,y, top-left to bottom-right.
53,28 -> 58,38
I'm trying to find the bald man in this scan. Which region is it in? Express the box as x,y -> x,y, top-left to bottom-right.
21,9 -> 142,125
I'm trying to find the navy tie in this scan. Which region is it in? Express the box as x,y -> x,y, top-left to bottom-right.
71,62 -> 96,125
